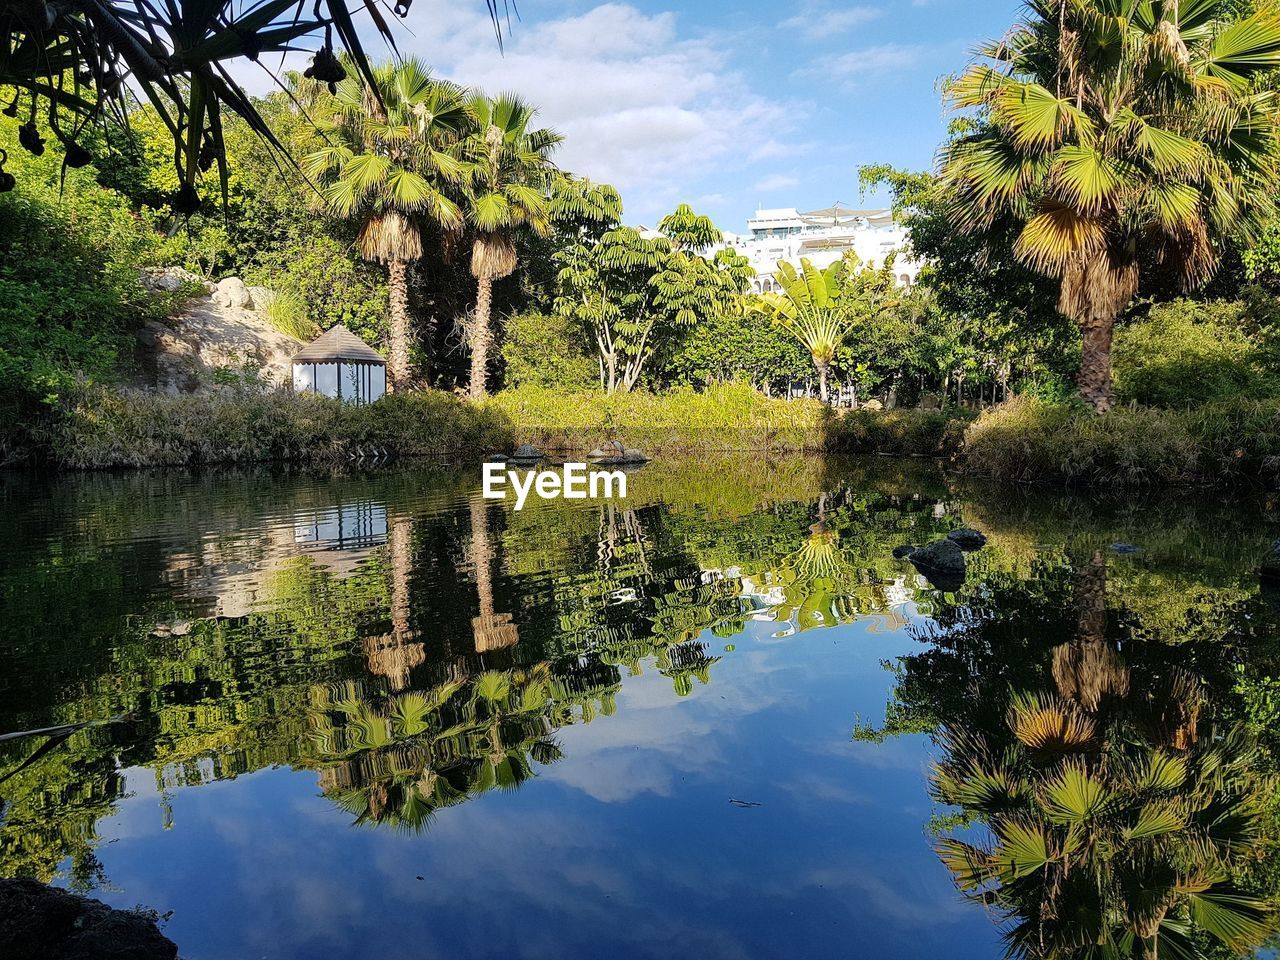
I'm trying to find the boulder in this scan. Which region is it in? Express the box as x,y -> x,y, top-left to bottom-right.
214,276 -> 253,310
510,443 -> 542,461
891,544 -> 917,560
909,538 -> 966,591
0,878 -> 177,960
246,285 -> 272,312
946,528 -> 987,551
861,398 -> 883,411
620,448 -> 649,463
140,265 -> 208,296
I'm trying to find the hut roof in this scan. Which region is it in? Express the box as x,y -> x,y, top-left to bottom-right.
292,324 -> 385,364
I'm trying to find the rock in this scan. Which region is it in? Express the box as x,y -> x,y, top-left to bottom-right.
245,285 -> 272,312
588,448 -> 607,459
214,276 -> 253,310
485,453 -> 509,463
0,878 -> 178,960
909,538 -> 966,591
1260,539 -> 1280,585
861,398 -> 883,411
620,448 -> 649,463
1110,542 -> 1139,554
946,528 -> 987,551
510,443 -> 542,461
892,544 -> 916,560
140,266 -> 207,296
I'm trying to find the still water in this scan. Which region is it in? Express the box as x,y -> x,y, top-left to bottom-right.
3,457 -> 1280,959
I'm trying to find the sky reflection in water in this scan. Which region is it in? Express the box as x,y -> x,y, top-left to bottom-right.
2,457 -> 1278,959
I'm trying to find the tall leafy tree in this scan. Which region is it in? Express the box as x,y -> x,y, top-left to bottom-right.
302,59 -> 466,387
940,0 -> 1280,411
460,93 -> 561,399
554,209 -> 748,392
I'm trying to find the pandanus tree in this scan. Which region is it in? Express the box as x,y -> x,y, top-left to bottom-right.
303,59 -> 466,388
940,0 -> 1280,412
460,93 -> 561,399
0,0 -> 499,207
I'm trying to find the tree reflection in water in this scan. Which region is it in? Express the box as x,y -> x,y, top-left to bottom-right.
892,550 -> 1280,959
8,455 -> 1280,960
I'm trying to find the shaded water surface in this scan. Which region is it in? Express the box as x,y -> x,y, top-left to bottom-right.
3,457 -> 1280,959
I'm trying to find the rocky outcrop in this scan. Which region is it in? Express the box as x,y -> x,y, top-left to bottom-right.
946,528 -> 988,551
133,273 -> 305,394
0,878 -> 177,960
908,538 -> 967,591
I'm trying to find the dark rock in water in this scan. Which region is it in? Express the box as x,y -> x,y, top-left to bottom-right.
909,539 -> 966,591
892,544 -> 916,560
0,878 -> 177,960
484,453 -> 508,463
620,448 -> 649,464
1260,538 -> 1280,585
946,528 -> 987,551
510,443 -> 542,461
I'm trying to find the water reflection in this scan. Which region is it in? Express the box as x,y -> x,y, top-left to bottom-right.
3,460 -> 1280,958
863,545 -> 1280,958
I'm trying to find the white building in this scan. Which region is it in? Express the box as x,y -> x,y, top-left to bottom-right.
717,205 -> 922,293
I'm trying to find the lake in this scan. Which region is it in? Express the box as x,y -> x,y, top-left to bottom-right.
3,456 -> 1280,959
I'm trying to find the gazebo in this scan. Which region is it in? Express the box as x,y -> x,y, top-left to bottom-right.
291,324 -> 387,404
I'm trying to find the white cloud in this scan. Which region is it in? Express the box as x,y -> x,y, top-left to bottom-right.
391,1 -> 797,223
795,42 -> 929,88
779,3 -> 881,41
753,173 -> 799,192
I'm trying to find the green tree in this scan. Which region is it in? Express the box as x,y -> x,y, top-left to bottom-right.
553,212 -> 748,392
940,0 -> 1280,411
303,59 -> 467,388
460,93 -> 562,399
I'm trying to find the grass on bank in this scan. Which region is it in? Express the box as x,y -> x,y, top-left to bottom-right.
38,381 -> 1280,487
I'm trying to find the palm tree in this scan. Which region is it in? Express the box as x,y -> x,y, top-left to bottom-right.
460,92 -> 562,399
749,257 -> 857,402
303,59 -> 467,389
940,0 -> 1280,412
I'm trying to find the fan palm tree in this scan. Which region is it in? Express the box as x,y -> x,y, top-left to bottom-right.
940,0 -> 1280,411
749,257 -> 856,402
460,92 -> 562,399
302,58 -> 467,388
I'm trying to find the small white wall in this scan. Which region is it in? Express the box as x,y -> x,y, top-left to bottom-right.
292,363 -> 315,393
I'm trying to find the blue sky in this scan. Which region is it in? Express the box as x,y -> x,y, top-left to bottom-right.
235,1 -> 1025,229
384,0 -> 1024,229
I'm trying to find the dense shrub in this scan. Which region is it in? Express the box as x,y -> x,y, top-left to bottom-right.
499,312 -> 597,390
827,407 -> 973,458
54,388 -> 513,468
963,396 -> 1204,485
0,121 -> 168,461
1113,300 -> 1265,407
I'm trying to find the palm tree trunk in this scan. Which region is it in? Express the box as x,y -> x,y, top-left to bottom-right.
469,275 -> 493,400
387,258 -> 411,391
1078,314 -> 1115,413
817,362 -> 830,403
